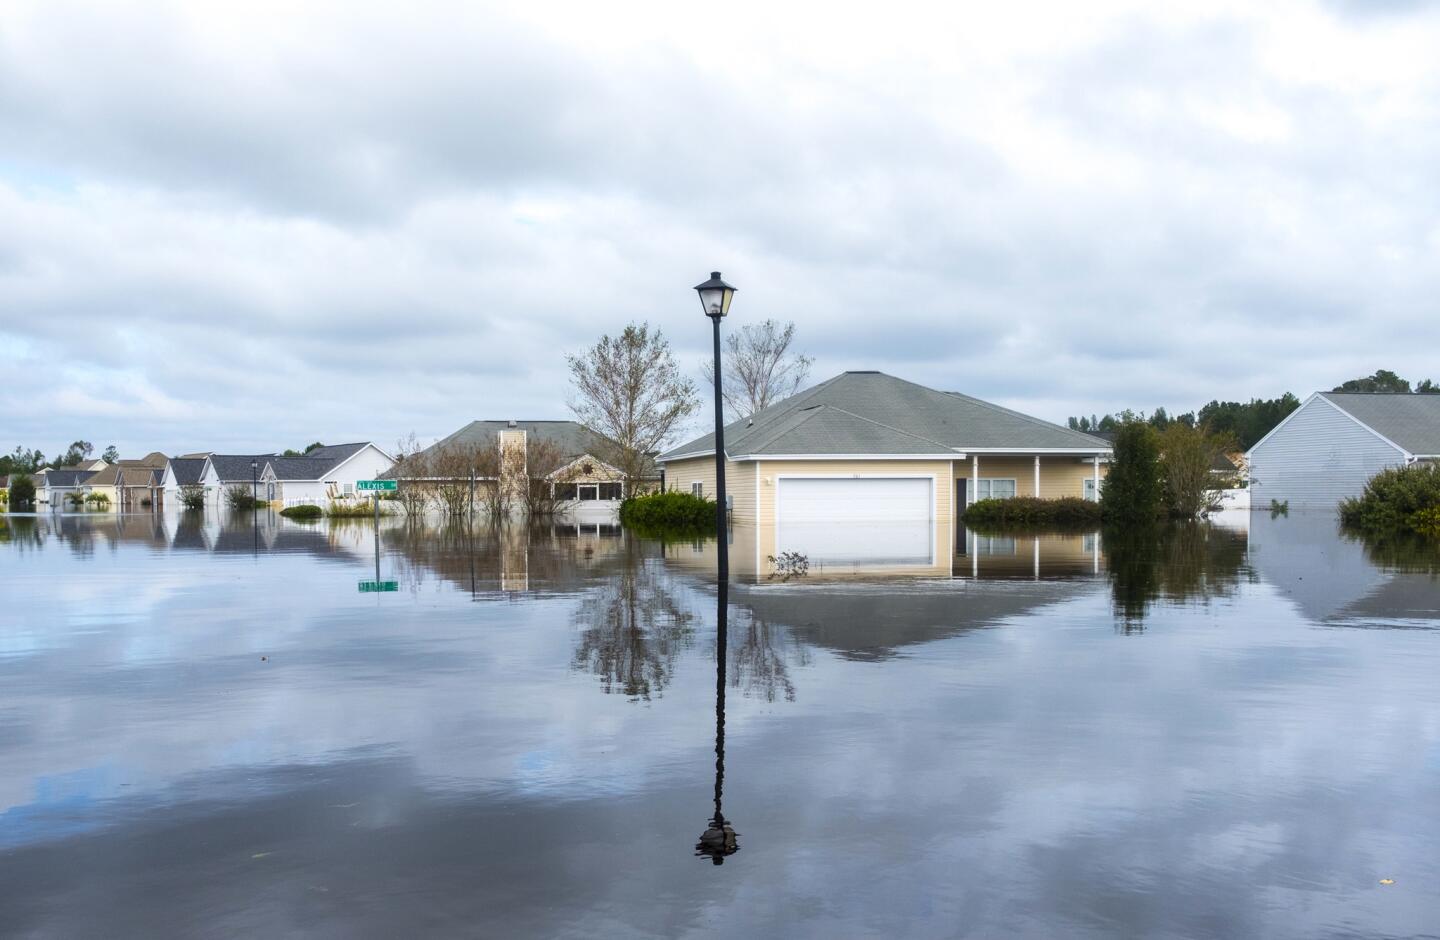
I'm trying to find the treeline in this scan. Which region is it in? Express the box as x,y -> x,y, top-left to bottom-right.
1068,370 -> 1440,451
1,440 -> 118,477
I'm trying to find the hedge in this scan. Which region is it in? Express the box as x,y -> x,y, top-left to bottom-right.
280,504 -> 324,520
619,490 -> 715,533
963,496 -> 1103,530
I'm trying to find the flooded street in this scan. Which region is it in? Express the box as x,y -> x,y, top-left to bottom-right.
2,511 -> 1439,938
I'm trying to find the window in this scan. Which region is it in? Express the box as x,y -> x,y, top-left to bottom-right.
976,535 -> 1017,556
341,482 -> 353,496
1083,478 -> 1099,502
692,481 -> 703,497
598,482 -> 622,500
578,485 -> 599,500
974,478 -> 1017,500
555,483 -> 578,500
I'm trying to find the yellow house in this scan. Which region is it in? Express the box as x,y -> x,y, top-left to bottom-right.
659,371 -> 1111,577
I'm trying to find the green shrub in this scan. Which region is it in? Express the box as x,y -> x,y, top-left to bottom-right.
178,484 -> 206,511
1102,421 -> 1163,525
1408,506 -> 1440,539
280,504 -> 324,520
8,474 -> 35,510
619,490 -> 715,533
1339,463 -> 1440,536
963,496 -> 1102,530
84,492 -> 110,508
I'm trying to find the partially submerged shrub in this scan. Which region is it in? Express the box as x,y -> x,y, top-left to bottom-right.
619,490 -> 715,532
1102,421 -> 1163,525
84,492 -> 110,508
225,485 -> 261,511
178,484 -> 206,511
1340,463 -> 1440,537
327,499 -> 382,518
8,475 -> 35,510
964,496 -> 1102,530
767,551 -> 809,580
280,504 -> 324,520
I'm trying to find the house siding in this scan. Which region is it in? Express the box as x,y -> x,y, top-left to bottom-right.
1249,395 -> 1407,511
662,457 -> 756,524
957,456 -> 1107,501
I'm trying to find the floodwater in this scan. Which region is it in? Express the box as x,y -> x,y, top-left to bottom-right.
1,510 -> 1439,938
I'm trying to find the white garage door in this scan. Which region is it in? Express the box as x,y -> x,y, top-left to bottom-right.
777,477 -> 934,566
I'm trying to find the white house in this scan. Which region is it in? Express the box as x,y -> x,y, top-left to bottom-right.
161,457 -> 207,504
197,454 -> 275,506
32,468 -> 95,508
261,443 -> 394,506
1248,392 -> 1440,511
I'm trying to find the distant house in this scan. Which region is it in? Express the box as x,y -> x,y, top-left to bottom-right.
659,371 -> 1111,569
197,455 -> 275,505
32,468 -> 95,508
1248,392 -> 1440,511
259,443 -> 394,506
161,457 -> 207,504
83,453 -> 169,508
391,420 -> 642,509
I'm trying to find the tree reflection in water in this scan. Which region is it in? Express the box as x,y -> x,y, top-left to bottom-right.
1105,522 -> 1251,632
571,540 -> 696,701
1344,527 -> 1440,575
728,609 -> 809,703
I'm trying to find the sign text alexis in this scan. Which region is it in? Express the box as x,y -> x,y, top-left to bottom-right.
357,480 -> 397,492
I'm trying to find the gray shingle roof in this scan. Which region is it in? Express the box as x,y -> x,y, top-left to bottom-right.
38,469 -> 94,487
1321,393 -> 1440,456
168,458 -> 205,486
661,371 -> 1111,460
266,456 -> 346,481
424,421 -> 610,459
206,455 -> 275,482
301,442 -> 369,461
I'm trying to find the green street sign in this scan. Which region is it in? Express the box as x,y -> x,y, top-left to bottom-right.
358,580 -> 399,593
357,480 -> 397,491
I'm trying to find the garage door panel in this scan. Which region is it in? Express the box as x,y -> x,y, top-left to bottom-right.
777,477 -> 933,566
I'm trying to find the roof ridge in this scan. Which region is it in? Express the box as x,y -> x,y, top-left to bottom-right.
820,405 -> 958,451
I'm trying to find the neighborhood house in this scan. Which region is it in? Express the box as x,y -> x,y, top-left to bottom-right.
659,371 -> 1112,570
260,443 -> 395,506
1248,392 -> 1440,511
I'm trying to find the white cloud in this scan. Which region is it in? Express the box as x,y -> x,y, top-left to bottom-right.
3,0 -> 1440,455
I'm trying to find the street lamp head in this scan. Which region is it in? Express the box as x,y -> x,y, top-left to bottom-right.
251,460 -> 258,470
694,271 -> 736,319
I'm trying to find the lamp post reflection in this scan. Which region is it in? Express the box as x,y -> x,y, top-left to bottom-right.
696,580 -> 739,864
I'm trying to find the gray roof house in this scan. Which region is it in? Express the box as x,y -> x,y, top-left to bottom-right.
260,443 -> 394,505
1247,391 -> 1440,511
659,371 -> 1111,574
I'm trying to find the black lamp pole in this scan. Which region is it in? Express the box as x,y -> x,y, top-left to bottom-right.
251,460 -> 258,510
694,271 -> 736,582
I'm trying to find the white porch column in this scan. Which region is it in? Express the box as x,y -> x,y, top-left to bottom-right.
1033,455 -> 1041,497
971,454 -> 979,505
1092,455 -> 1100,501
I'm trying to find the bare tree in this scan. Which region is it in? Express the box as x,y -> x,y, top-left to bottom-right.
1158,423 -> 1239,518
391,433 -> 435,517
567,322 -> 700,490
522,437 -> 580,517
432,442 -> 488,516
700,319 -> 813,421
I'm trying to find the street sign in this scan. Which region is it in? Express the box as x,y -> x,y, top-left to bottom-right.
357,480 -> 397,492
358,580 -> 399,593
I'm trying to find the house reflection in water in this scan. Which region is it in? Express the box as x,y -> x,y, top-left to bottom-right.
662,525 -> 1107,582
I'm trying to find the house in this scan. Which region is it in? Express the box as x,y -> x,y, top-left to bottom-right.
197,454 -> 275,506
259,443 -> 395,506
658,371 -> 1111,570
82,453 -> 170,509
117,466 -> 166,510
392,421 -> 642,510
32,468 -> 96,508
161,457 -> 207,504
1247,392 -> 1440,511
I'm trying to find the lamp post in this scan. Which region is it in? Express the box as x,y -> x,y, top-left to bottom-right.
251,459 -> 258,510
694,271 -> 736,581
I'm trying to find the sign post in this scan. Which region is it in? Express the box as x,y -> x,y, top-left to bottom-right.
356,480 -> 397,589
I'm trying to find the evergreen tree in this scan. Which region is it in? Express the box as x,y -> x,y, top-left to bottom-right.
1101,422 -> 1162,525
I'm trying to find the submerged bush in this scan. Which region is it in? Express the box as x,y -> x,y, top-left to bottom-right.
177,484 -> 206,511
225,485 -> 261,511
326,499 -> 382,518
1102,421 -> 1163,525
280,504 -> 324,520
8,475 -> 35,510
619,490 -> 715,532
1339,463 -> 1440,537
964,496 -> 1102,530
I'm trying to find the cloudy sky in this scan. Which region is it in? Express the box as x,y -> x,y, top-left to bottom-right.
3,0 -> 1439,457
